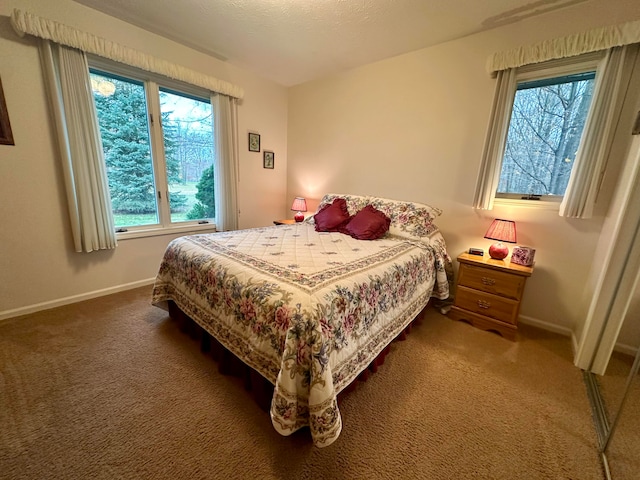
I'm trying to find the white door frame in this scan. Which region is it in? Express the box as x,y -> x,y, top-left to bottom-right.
575,134 -> 640,374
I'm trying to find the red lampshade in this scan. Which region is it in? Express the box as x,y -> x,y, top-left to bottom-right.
484,219 -> 517,260
484,219 -> 517,243
291,197 -> 307,222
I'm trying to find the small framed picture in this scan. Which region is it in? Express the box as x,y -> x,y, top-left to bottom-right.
0,77 -> 14,146
248,132 -> 260,152
263,150 -> 274,169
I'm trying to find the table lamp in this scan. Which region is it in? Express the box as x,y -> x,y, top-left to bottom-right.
291,197 -> 307,222
484,219 -> 517,260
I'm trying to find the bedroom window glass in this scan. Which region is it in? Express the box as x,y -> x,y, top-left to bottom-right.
159,88 -> 215,224
90,65 -> 216,231
91,71 -> 158,228
497,70 -> 596,200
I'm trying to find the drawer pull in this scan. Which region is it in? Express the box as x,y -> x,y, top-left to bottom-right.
481,277 -> 496,286
477,300 -> 491,309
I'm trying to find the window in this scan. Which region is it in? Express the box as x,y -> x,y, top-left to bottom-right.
492,54 -> 605,204
473,49 -> 629,215
497,70 -> 596,201
89,62 -> 215,233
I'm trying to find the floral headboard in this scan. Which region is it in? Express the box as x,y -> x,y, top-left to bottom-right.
308,193 -> 442,240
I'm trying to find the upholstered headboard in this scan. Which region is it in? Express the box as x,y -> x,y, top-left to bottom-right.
309,193 -> 442,240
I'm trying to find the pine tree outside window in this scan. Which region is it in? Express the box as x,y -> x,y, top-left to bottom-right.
89,63 -> 215,232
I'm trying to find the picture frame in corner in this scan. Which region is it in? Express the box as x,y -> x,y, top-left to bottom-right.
248,132 -> 260,152
263,150 -> 274,169
0,77 -> 14,146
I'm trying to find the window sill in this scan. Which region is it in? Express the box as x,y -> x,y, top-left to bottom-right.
494,198 -> 560,210
116,223 -> 217,240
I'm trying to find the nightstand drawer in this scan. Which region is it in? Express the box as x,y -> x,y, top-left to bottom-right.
454,286 -> 519,325
458,263 -> 525,300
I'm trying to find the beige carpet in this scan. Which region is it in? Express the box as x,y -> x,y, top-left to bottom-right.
0,287 -> 604,480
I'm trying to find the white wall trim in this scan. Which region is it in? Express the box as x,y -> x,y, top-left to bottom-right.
519,314 -> 580,359
517,315 -> 636,359
575,135 -> 640,373
0,278 -> 156,322
519,314 -> 573,336
613,341 -> 639,357
11,286 -> 631,360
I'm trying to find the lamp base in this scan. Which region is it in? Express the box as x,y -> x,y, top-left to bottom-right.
488,242 -> 509,260
294,212 -> 304,222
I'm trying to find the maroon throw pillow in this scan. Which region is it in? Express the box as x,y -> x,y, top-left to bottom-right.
314,198 -> 351,232
344,205 -> 391,240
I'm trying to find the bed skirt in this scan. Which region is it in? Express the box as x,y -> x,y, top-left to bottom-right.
167,300 -> 423,412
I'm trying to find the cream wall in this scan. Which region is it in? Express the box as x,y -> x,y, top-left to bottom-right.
0,0 -> 288,318
287,0 -> 640,336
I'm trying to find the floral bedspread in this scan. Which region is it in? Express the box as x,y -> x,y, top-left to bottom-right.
152,218 -> 450,447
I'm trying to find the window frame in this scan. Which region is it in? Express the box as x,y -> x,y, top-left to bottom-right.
88,55 -> 217,239
492,51 -> 605,209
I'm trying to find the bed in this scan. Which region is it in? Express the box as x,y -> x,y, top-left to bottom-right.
151,193 -> 452,447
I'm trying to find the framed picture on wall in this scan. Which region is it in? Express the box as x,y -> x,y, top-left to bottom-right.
263,151 -> 274,169
248,132 -> 260,152
0,77 -> 14,146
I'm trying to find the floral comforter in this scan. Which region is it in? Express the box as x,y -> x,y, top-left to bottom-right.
152,220 -> 450,447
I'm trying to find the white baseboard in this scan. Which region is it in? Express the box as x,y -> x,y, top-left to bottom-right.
612,341 -> 639,357
518,314 -> 574,337
518,314 -> 637,359
4,290 -> 637,359
518,314 -> 580,357
0,278 -> 156,321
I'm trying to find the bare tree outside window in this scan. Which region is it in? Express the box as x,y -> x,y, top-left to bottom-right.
498,72 -> 596,198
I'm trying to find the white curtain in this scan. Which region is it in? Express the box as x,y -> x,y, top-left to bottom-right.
212,93 -> 239,231
11,9 -> 243,100
475,45 -> 636,216
487,19 -> 640,75
560,46 -> 631,218
473,68 -> 517,210
41,40 -> 117,252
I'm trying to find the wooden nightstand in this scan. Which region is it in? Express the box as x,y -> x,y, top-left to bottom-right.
448,252 -> 533,340
273,219 -> 296,225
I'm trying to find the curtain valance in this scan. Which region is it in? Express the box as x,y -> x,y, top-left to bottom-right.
10,9 -> 244,100
487,19 -> 640,74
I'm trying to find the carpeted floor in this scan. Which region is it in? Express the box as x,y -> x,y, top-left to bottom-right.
0,286 -> 605,479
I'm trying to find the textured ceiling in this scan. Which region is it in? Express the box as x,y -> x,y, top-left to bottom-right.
71,0 -> 588,86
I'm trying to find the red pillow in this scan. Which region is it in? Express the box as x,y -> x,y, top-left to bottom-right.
344,205 -> 391,240
314,198 -> 351,232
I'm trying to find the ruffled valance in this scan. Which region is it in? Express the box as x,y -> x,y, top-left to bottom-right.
10,9 -> 244,99
487,19 -> 640,74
